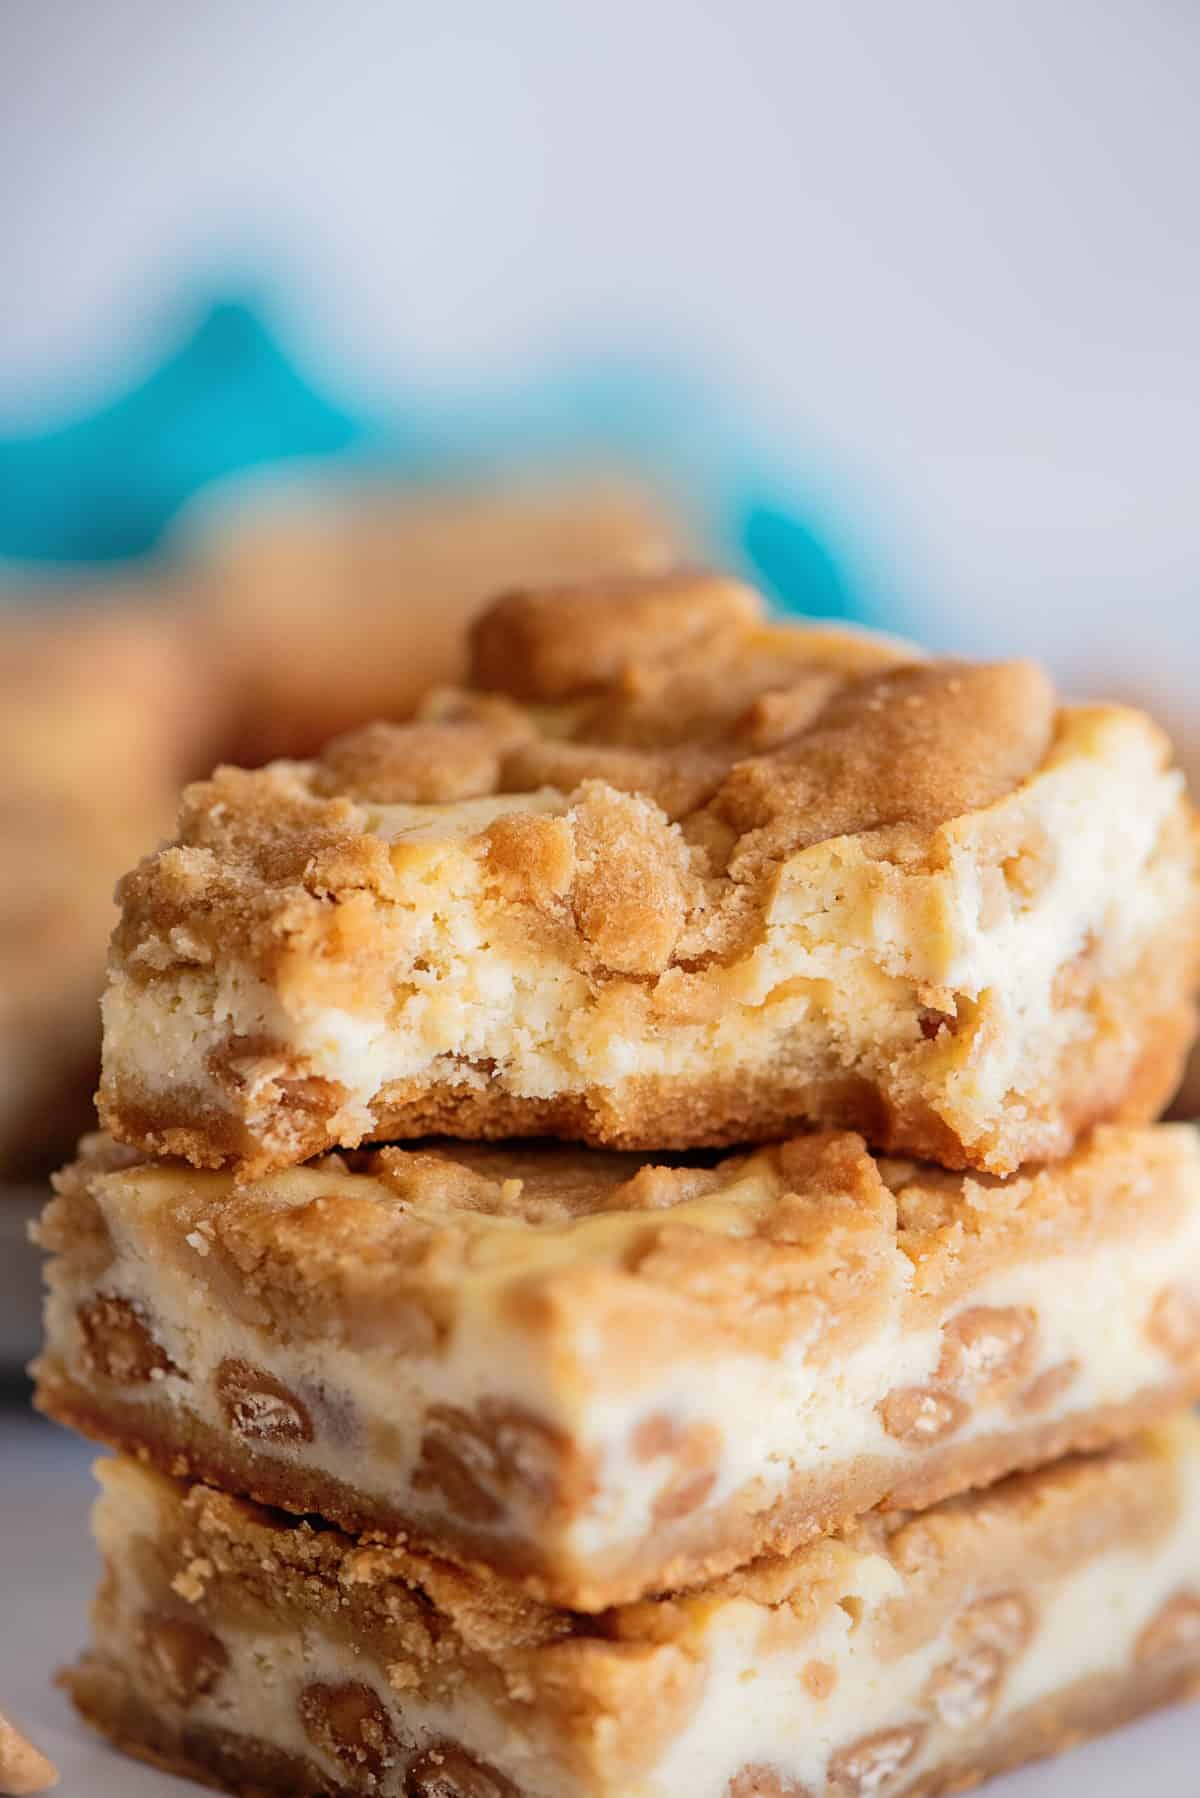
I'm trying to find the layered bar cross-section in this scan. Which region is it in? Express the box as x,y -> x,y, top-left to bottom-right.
98,572 -> 1200,1176
35,1124 -> 1200,1609
66,1419 -> 1200,1797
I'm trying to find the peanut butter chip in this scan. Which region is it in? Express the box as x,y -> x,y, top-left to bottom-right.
921,1589 -> 1034,1733
653,1464 -> 719,1523
0,1712 -> 58,1795
827,1723 -> 926,1796
138,1613 -> 229,1706
405,1741 -> 518,1797
1146,1287 -> 1200,1365
879,1384 -> 969,1445
76,1295 -> 176,1383
802,1660 -> 837,1700
937,1306 -> 1037,1402
959,1591 -> 1035,1659
922,1644 -> 1005,1730
635,1417 -> 723,1523
299,1681 -> 396,1782
215,1358 -> 314,1444
413,1401 -> 579,1525
1016,1360 -> 1079,1413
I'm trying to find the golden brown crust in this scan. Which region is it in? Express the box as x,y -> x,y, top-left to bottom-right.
469,568 -> 763,701
35,1369 -> 1200,1613
707,656 -> 1055,864
224,579 -> 1053,856
45,1122 -> 1200,1362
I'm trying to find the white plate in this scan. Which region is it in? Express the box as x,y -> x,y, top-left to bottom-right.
2,1408 -> 1197,1797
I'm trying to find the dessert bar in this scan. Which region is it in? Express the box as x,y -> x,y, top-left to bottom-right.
98,572 -> 1199,1175
66,1419 -> 1200,1797
35,1124 -> 1200,1609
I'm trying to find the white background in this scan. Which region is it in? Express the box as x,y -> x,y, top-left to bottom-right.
0,0 -> 1197,737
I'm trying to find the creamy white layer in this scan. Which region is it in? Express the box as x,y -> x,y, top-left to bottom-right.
649,1429 -> 1200,1797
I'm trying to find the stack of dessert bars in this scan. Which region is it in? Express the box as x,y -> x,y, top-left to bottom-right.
34,571 -> 1200,1797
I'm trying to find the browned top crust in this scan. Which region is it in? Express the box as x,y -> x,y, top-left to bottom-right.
113,570 -> 1067,973
470,569 -> 763,701
467,571 -> 1058,851
47,1125 -> 1199,1355
100,566 -> 1198,1179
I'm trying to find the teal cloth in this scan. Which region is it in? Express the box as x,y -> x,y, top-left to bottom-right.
0,297 -> 878,627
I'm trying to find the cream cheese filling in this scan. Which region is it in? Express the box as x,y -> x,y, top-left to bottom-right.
647,1454 -> 1200,1798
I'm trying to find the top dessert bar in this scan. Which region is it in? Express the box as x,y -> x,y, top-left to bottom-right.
100,570 -> 1200,1175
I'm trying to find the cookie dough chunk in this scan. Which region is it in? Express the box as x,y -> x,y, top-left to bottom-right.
98,571 -> 1200,1176
65,1418 -> 1200,1796
35,1124 -> 1200,1609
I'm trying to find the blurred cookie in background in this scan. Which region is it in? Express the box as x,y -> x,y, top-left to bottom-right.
188,476 -> 688,764
0,591 -> 216,1178
0,475 -> 688,1185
